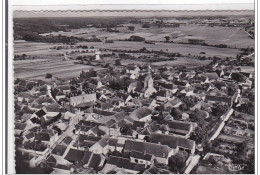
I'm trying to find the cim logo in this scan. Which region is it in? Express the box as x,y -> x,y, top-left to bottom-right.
228,164 -> 245,172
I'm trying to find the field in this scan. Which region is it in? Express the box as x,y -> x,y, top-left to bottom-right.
79,41 -> 240,58
41,24 -> 254,48
151,57 -> 212,68
14,59 -> 103,79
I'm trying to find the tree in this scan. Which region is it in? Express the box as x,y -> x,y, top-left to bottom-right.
231,72 -> 246,82
164,36 -> 170,42
170,108 -> 182,120
168,152 -> 186,173
129,35 -> 145,42
45,73 -> 52,79
142,23 -> 150,28
115,59 -> 121,66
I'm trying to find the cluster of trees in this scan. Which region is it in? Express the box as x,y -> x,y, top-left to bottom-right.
108,77 -> 131,91
168,151 -> 189,173
23,140 -> 47,152
79,69 -> 97,79
126,35 -> 145,42
14,54 -> 38,61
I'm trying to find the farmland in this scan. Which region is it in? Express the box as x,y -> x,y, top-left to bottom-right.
78,41 -> 240,58
14,59 -> 103,79
41,24 -> 254,48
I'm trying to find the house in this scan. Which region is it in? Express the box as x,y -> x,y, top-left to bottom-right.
124,140 -> 175,164
150,133 -> 196,154
128,81 -> 143,94
163,120 -> 196,138
129,107 -> 152,122
52,164 -> 73,174
64,148 -> 85,163
108,138 -> 118,152
129,150 -> 154,167
82,152 -> 105,171
14,122 -> 27,135
127,66 -> 141,75
101,156 -> 146,174
164,98 -> 182,110
70,92 -> 96,107
89,138 -> 109,154
205,95 -> 232,105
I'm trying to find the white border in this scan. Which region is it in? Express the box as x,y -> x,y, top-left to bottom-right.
5,0 -> 257,174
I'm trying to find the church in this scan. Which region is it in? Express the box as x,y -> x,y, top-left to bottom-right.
144,65 -> 157,98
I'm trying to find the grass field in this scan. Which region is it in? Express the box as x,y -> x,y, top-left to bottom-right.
79,41 -> 240,58
14,59 -> 102,79
40,24 -> 254,48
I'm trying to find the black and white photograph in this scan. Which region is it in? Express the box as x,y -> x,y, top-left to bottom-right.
3,0 -> 257,174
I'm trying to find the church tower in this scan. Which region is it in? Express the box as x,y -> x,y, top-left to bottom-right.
144,64 -> 157,98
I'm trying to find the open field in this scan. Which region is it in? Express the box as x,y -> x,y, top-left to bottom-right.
79,41 -> 240,58
40,24 -> 254,48
14,59 -> 103,79
151,57 -> 212,68
14,40 -> 241,59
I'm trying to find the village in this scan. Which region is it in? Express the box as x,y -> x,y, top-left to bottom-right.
13,44 -> 255,174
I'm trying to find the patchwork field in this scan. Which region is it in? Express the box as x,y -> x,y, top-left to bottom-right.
40,24 -> 254,48
79,41 -> 240,58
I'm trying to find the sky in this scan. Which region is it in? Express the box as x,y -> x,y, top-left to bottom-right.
12,2 -> 254,18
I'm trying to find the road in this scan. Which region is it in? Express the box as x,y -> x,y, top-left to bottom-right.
184,155 -> 201,174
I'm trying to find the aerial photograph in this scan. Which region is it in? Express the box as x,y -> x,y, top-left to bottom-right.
13,10 -> 254,174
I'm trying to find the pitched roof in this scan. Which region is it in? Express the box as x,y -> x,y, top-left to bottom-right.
35,109 -> 46,118
25,132 -> 34,139
124,140 -> 172,158
35,132 -> 50,141
51,144 -> 67,156
78,135 -> 101,143
205,95 -> 232,103
14,122 -> 27,130
108,138 -> 118,146
130,150 -> 153,161
107,156 -> 145,172
129,107 -> 152,120
150,133 -> 195,150
165,120 -> 191,134
64,148 -> 85,162
63,136 -> 73,145
81,151 -> 92,164
88,154 -> 101,170
93,109 -> 116,116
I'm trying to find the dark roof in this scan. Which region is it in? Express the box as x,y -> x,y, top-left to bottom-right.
174,81 -> 188,86
76,102 -> 96,108
78,135 -> 101,143
88,154 -> 101,170
81,151 -> 92,164
150,133 -> 195,150
165,120 -> 191,133
93,109 -> 116,116
108,138 -> 118,146
78,120 -> 100,127
130,150 -> 153,161
63,136 -> 73,145
52,145 -> 67,156
64,149 -> 85,162
129,107 -> 152,120
107,156 -> 145,172
132,121 -> 146,130
15,122 -> 27,130
205,95 -> 232,103
25,132 -> 34,139
124,140 -> 171,158
35,132 -> 50,141
35,109 -> 46,118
